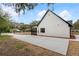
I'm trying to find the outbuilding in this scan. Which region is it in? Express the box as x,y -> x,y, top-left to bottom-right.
37,9 -> 72,38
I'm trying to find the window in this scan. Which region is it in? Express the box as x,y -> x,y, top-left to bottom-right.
40,28 -> 45,33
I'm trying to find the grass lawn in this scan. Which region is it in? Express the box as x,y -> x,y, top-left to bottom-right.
73,32 -> 79,35
0,35 -> 11,42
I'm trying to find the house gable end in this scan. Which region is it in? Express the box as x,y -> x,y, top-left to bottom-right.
37,10 -> 49,26
37,9 -> 72,27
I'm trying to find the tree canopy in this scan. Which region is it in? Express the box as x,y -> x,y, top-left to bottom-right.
0,8 -> 10,33
3,3 -> 54,14
30,20 -> 39,26
73,19 -> 79,30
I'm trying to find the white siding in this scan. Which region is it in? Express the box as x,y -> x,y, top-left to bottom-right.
37,11 -> 70,38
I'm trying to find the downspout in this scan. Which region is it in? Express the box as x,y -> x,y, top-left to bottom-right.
70,27 -> 71,39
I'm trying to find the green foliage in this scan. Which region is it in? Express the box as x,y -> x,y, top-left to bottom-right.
30,20 -> 39,26
73,20 -> 79,30
13,20 -> 39,32
19,24 -> 27,32
25,47 -> 31,51
18,23 -> 30,32
0,35 -> 11,42
0,17 -> 10,33
73,31 -> 79,35
3,3 -> 38,14
12,43 -> 25,50
3,3 -> 54,14
30,20 -> 39,33
0,8 -> 11,33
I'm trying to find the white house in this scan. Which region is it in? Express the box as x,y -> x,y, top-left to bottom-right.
37,9 -> 72,38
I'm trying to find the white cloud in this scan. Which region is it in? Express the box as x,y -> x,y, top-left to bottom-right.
1,4 -> 18,17
36,10 -> 72,21
59,10 -> 71,21
38,10 -> 46,17
1,4 -> 19,22
35,10 -> 46,21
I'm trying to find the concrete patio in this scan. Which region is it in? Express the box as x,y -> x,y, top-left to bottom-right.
12,34 -> 69,55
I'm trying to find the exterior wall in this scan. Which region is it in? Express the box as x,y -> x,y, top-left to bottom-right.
37,11 -> 70,38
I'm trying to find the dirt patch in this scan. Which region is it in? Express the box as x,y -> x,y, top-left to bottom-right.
0,36 -> 63,56
67,41 -> 79,56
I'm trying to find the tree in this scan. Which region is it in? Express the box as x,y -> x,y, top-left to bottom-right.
19,24 -> 26,32
30,20 -> 39,26
73,19 -> 79,30
30,20 -> 39,30
30,20 -> 39,34
0,17 -> 10,33
3,3 -> 54,14
0,8 -> 10,34
16,23 -> 30,32
3,3 -> 38,14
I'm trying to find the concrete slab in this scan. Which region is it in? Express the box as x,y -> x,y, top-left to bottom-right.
12,34 -> 69,55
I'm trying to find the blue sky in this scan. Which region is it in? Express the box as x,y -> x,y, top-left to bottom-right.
1,3 -> 79,24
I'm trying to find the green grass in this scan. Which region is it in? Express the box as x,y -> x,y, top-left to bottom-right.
12,43 -> 31,51
25,47 -> 31,51
12,43 -> 25,50
73,32 -> 79,35
0,35 -> 11,42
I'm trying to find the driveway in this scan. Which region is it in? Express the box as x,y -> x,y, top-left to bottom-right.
11,34 -> 69,55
